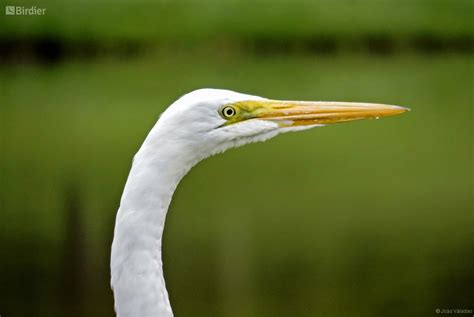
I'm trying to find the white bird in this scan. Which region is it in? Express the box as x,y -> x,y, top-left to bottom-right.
110,88 -> 408,317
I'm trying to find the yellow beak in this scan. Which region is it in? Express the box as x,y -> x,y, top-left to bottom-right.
235,100 -> 409,126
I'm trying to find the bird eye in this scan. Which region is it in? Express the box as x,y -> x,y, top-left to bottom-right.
221,106 -> 236,119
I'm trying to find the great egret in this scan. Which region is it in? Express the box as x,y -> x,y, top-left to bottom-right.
110,88 -> 408,317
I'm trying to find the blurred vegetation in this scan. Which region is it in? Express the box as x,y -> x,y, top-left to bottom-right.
1,0 -> 473,61
0,0 -> 473,317
1,0 -> 473,40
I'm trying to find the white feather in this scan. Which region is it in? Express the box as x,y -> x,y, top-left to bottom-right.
110,89 -> 322,317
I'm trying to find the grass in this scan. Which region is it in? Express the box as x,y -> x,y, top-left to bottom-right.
0,52 -> 473,316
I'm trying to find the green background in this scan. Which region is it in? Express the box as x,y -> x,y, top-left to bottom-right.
0,1 -> 473,316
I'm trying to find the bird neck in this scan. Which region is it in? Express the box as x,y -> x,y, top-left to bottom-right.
111,124 -> 198,317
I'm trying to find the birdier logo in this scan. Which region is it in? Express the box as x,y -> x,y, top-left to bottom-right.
5,5 -> 46,15
5,6 -> 14,14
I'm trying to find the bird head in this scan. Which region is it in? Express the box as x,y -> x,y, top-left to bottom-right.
156,88 -> 409,159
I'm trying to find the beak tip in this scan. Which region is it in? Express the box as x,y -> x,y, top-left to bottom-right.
392,105 -> 411,114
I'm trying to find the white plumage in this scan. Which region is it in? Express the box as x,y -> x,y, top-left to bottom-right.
111,88 -> 407,316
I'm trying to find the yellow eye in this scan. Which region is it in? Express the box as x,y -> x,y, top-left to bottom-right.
221,106 -> 236,119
